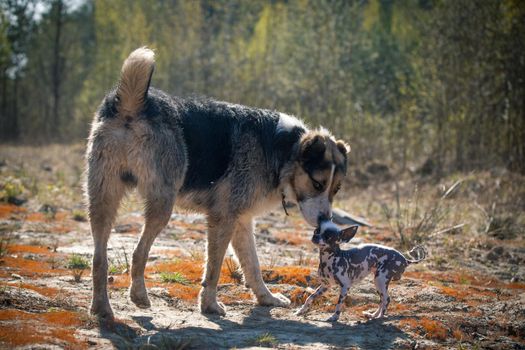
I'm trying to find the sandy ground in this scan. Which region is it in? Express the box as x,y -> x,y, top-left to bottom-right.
0,145 -> 524,349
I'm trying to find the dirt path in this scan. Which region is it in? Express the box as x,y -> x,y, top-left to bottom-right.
1,145 -> 524,349
1,206 -> 524,349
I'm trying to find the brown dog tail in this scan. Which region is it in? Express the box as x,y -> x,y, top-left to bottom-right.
116,47 -> 155,117
406,245 -> 427,264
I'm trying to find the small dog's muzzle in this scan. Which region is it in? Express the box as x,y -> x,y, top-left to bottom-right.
312,228 -> 321,244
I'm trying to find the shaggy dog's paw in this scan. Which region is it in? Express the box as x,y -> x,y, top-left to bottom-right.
90,303 -> 114,321
130,293 -> 151,309
199,288 -> 227,316
257,292 -> 291,307
200,301 -> 227,316
129,284 -> 151,308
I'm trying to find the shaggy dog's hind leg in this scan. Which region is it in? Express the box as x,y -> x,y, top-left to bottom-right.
130,190 -> 175,308
87,156 -> 127,320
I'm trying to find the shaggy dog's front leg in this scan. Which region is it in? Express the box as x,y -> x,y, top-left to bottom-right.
231,216 -> 291,307
199,216 -> 235,315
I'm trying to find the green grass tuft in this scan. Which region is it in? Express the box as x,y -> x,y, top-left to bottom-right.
159,271 -> 189,285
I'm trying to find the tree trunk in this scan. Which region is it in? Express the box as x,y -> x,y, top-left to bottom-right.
51,0 -> 63,139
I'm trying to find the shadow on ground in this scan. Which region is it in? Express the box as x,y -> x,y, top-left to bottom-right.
99,306 -> 410,349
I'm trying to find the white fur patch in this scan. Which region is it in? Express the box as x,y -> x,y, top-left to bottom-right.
299,195 -> 331,227
320,220 -> 339,234
277,113 -> 305,132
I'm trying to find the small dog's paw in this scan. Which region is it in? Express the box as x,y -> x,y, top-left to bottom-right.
325,315 -> 339,323
362,311 -> 375,319
258,292 -> 291,308
295,307 -> 308,316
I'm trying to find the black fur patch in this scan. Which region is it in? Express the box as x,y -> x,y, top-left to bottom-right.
270,126 -> 304,187
179,100 -> 234,191
97,90 -> 118,120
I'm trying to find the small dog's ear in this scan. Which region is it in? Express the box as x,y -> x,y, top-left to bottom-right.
340,225 -> 359,242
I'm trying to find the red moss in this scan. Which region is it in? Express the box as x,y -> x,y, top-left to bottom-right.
26,212 -> 46,222
0,309 -> 87,349
389,303 -> 410,312
398,317 -> 449,341
220,290 -> 253,305
151,260 -> 203,283
167,284 -> 200,301
262,266 -> 313,286
1,256 -> 67,277
399,317 -> 419,330
289,288 -> 308,305
0,204 -> 26,218
420,318 -> 448,340
8,244 -> 53,255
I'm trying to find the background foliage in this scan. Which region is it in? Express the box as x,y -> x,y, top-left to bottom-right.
1,0 -> 524,174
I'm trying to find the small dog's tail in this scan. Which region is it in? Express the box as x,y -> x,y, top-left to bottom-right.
116,47 -> 155,117
406,245 -> 427,264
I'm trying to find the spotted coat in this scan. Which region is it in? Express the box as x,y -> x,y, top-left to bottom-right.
296,222 -> 426,322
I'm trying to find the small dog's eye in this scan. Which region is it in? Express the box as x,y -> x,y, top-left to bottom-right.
313,180 -> 323,191
334,183 -> 342,194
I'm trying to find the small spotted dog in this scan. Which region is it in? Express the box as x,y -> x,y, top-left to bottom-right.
296,221 -> 426,322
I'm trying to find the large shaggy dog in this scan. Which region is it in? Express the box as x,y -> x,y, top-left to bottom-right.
86,48 -> 349,319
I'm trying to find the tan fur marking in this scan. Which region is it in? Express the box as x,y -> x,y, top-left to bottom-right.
117,47 -> 155,116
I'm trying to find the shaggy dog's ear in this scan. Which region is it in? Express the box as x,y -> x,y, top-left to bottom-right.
300,134 -> 326,162
339,225 -> 359,242
336,140 -> 350,156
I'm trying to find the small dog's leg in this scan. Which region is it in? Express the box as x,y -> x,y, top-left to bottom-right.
377,282 -> 391,318
295,285 -> 327,316
130,192 -> 174,308
326,285 -> 349,322
231,217 -> 290,308
366,274 -> 389,319
199,215 -> 235,316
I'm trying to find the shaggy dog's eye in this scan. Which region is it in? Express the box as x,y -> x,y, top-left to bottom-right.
334,183 -> 341,194
313,180 -> 324,191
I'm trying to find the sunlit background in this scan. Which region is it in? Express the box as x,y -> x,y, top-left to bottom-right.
1,0 -> 523,173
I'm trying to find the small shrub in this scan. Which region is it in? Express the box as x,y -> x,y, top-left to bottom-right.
0,177 -> 25,203
108,247 -> 130,275
72,209 -> 87,222
381,184 -> 450,249
224,257 -> 243,284
159,271 -> 189,284
251,333 -> 278,347
66,254 -> 90,282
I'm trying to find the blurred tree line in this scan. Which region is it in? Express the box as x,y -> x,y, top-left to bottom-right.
1,0 -> 524,174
